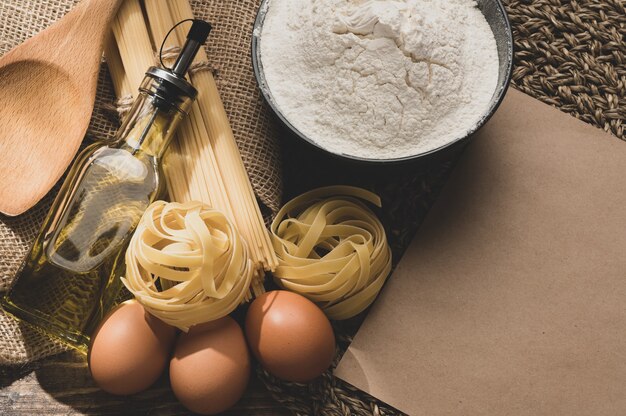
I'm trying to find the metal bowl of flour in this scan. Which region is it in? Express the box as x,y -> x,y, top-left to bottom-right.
252,0 -> 514,164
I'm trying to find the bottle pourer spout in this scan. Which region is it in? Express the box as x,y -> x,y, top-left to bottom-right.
172,20 -> 212,77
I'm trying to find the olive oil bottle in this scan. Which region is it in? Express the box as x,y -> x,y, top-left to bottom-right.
2,20 -> 212,352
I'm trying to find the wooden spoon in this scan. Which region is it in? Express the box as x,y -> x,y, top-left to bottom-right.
0,0 -> 125,216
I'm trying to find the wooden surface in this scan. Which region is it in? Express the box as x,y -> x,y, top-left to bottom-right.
0,0 -> 124,216
0,350 -> 289,415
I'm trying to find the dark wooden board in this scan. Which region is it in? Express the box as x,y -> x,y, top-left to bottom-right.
0,351 -> 289,415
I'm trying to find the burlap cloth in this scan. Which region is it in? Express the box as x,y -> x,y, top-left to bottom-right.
0,0 -> 624,414
0,0 -> 281,365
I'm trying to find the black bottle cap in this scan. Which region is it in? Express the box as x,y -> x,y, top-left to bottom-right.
172,20 -> 212,77
144,19 -> 212,111
187,20 -> 212,44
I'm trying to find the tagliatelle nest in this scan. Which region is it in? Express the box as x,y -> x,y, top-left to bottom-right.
122,201 -> 254,331
270,186 -> 392,320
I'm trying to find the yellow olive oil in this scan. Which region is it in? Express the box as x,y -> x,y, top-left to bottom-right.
3,148 -> 158,350
2,21 -> 210,351
2,70 -> 196,352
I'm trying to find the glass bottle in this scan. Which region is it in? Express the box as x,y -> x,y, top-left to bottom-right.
1,21 -> 212,353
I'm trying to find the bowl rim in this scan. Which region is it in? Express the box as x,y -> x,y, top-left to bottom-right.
251,0 -> 514,165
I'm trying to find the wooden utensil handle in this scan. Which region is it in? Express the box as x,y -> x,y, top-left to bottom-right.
44,0 -> 126,82
67,0 -> 126,33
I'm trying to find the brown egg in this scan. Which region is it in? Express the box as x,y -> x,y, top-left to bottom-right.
88,300 -> 177,395
245,290 -> 336,383
170,317 -> 250,415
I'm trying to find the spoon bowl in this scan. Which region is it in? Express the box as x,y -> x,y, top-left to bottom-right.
0,0 -> 124,216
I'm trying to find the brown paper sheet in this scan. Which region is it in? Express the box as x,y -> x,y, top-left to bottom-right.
335,89 -> 626,416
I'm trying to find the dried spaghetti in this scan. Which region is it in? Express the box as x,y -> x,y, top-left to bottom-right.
106,0 -> 276,298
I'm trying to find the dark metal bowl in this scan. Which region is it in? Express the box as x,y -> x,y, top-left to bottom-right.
252,0 -> 514,165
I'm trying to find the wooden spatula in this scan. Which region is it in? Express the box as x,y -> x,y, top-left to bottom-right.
0,0 -> 125,216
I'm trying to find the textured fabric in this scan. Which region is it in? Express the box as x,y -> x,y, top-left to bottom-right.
257,0 -> 626,414
0,0 -> 282,365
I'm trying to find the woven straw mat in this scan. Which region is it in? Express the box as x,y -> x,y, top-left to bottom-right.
255,0 -> 626,415
0,0 -> 282,365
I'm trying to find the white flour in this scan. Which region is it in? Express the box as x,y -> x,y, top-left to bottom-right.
259,0 -> 500,159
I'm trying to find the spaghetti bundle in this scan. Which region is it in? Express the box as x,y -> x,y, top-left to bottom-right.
123,201 -> 253,331
106,0 -> 277,296
270,186 -> 393,320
